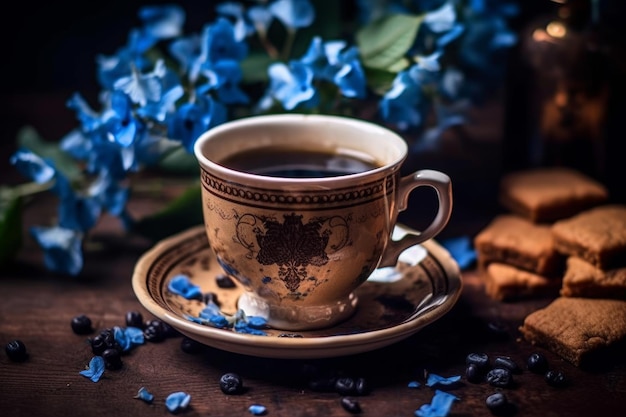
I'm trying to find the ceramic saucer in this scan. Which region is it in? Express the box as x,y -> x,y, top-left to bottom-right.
132,224 -> 462,359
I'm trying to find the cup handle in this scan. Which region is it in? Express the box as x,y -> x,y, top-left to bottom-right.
378,169 -> 452,268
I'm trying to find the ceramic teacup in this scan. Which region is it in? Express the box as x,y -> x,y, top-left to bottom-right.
193,114 -> 452,331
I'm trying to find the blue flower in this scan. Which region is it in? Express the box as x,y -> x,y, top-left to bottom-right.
168,274 -> 203,300
57,190 -> 102,233
379,71 -> 424,130
198,59 -> 250,105
9,148 -> 56,184
265,60 -> 318,110
205,17 -> 249,64
165,392 -> 191,413
30,226 -> 83,276
79,356 -> 105,383
114,60 -> 166,108
415,389 -> 458,417
138,4 -> 185,40
217,2 -> 255,41
269,0 -> 315,29
167,94 -> 227,153
134,386 -> 154,404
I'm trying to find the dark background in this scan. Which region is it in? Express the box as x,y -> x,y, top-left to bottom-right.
2,0 -> 625,202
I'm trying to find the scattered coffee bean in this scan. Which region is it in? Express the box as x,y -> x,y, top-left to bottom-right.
180,337 -> 204,354
71,314 -> 93,335
220,372 -> 244,394
493,356 -> 522,374
355,377 -> 369,396
527,352 -> 549,374
545,369 -> 567,388
5,340 -> 28,362
466,363 -> 483,384
125,311 -> 144,328
102,348 -> 123,370
486,368 -> 512,388
486,392 -> 513,415
144,324 -> 166,343
340,397 -> 362,414
335,377 -> 356,395
216,273 -> 237,289
90,328 -> 122,355
466,352 -> 490,370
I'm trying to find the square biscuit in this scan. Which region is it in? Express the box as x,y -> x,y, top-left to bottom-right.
561,256 -> 626,299
474,214 -> 564,276
519,297 -> 626,368
551,204 -> 626,269
483,263 -> 561,301
499,167 -> 608,223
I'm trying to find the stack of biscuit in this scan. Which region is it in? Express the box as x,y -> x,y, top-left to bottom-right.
474,167 -> 626,369
474,167 -> 609,302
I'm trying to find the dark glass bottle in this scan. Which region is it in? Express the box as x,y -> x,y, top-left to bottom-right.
520,0 -> 609,179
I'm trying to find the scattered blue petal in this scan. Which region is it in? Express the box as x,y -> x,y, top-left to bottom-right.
165,391 -> 191,413
114,326 -> 145,351
248,404 -> 267,415
415,390 -> 459,417
168,274 -> 203,300
426,373 -> 461,388
79,356 -> 105,383
408,381 -> 421,389
440,236 -> 477,270
134,386 -> 154,404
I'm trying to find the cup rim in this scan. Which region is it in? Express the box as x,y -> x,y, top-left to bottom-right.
193,114 -> 408,183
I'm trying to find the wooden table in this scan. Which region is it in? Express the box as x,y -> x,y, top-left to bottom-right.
1,173 -> 625,417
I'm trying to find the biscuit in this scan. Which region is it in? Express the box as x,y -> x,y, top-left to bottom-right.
551,205 -> 626,269
474,214 -> 564,276
499,167 -> 608,223
483,263 -> 561,301
561,257 -> 626,299
519,297 -> 626,368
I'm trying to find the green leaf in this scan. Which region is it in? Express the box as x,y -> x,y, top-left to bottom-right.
0,187 -> 23,267
356,14 -> 423,71
16,126 -> 83,183
130,184 -> 203,241
240,53 -> 275,84
157,146 -> 200,176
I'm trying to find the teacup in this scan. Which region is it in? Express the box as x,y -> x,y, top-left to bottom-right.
193,114 -> 452,331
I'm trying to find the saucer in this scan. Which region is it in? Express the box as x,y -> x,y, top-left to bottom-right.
132,224 -> 462,359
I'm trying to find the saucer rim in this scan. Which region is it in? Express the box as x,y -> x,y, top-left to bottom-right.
132,225 -> 462,358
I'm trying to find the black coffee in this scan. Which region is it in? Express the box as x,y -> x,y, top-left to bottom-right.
220,147 -> 381,178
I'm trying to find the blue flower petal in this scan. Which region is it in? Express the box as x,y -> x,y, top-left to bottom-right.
10,148 -> 56,184
79,356 -> 105,383
269,0 -> 315,29
415,389 -> 459,417
165,392 -> 191,413
425,373 -> 461,388
134,386 -> 154,403
408,381 -> 421,388
439,236 -> 476,270
168,274 -> 203,300
248,404 -> 267,415
30,226 -> 83,276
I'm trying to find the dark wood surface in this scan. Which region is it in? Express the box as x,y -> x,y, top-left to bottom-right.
1,177 -> 625,417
